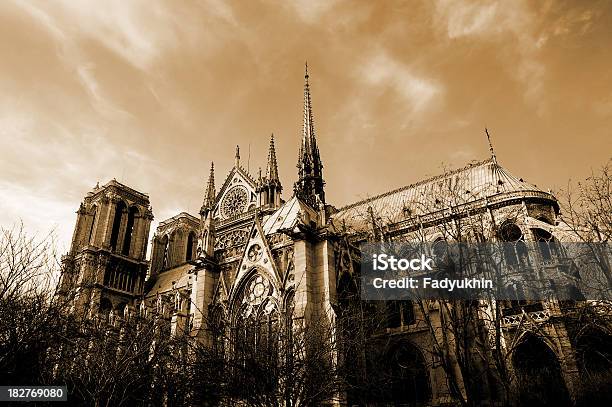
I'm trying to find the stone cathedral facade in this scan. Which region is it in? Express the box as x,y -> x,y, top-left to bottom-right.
60,69 -> 611,406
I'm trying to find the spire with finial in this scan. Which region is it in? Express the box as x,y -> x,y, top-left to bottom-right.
266,133 -> 280,183
485,127 -> 497,164
295,63 -> 325,207
235,145 -> 240,167
201,162 -> 216,214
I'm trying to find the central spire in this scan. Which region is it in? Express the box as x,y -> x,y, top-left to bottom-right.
302,62 -> 316,159
294,63 -> 325,208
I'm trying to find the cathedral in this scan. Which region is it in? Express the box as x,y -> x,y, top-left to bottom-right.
59,67 -> 611,406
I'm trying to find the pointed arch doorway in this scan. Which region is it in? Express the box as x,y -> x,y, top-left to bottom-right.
512,335 -> 571,406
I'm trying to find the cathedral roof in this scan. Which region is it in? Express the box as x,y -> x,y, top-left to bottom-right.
87,179 -> 150,205
145,263 -> 193,297
262,196 -> 319,235
158,212 -> 199,228
331,158 -> 557,233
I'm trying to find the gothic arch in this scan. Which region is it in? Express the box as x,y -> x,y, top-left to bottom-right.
576,326 -> 612,372
531,226 -> 561,263
378,340 -> 432,405
574,327 -> 612,403
512,334 -> 571,406
230,270 -> 281,359
498,220 -> 529,269
229,266 -> 280,314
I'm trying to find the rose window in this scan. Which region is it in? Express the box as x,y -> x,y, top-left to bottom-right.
221,186 -> 248,218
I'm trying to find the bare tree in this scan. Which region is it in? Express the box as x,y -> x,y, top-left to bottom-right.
559,159 -> 612,290
557,158 -> 612,405
188,304 -> 351,406
54,309 -> 192,407
0,223 -> 72,386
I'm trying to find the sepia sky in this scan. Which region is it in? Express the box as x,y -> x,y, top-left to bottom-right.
1,0 -> 611,253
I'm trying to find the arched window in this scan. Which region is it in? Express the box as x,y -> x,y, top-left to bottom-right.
122,206 -> 139,256
186,231 -> 196,261
379,342 -> 431,405
110,201 -> 127,252
498,221 -> 529,269
233,273 -> 279,364
88,205 -> 98,245
532,227 -> 558,262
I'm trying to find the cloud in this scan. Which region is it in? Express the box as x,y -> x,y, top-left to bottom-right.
288,0 -> 340,23
434,0 -> 546,113
0,93 -> 160,250
0,180 -> 75,253
361,51 -> 443,113
441,1 -> 500,39
12,0 -> 236,70
17,0 -> 173,70
76,63 -> 133,120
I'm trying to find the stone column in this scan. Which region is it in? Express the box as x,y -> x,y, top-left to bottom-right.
292,239 -> 313,320
189,261 -> 219,345
552,320 -> 581,403
129,215 -> 142,259
69,203 -> 87,254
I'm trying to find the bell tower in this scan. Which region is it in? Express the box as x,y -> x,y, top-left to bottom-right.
59,180 -> 153,317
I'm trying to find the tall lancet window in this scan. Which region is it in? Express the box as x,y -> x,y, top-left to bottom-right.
88,205 -> 98,245
234,273 -> 279,363
186,231 -> 196,261
122,206 -> 138,256
110,200 -> 127,252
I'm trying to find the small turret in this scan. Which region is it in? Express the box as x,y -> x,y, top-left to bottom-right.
200,162 -> 216,216
257,134 -> 283,209
198,161 -> 216,259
